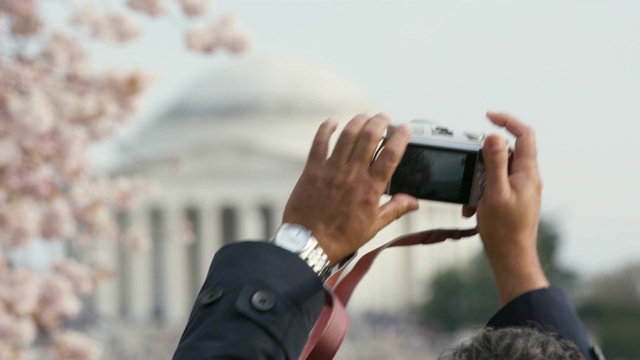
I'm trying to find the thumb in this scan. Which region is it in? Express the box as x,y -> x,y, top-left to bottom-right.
374,194 -> 419,233
482,134 -> 510,199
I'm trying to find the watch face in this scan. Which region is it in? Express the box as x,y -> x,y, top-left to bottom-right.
274,224 -> 311,253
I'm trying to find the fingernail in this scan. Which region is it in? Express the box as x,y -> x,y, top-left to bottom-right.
486,138 -> 505,153
325,116 -> 338,125
487,142 -> 501,153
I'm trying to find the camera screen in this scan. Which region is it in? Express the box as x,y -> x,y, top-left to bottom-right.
388,144 -> 477,204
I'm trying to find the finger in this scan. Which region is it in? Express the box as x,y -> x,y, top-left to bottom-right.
486,111 -> 537,161
329,114 -> 370,165
462,206 -> 476,218
306,118 -> 339,169
348,113 -> 391,164
373,193 -> 419,233
482,134 -> 511,200
369,123 -> 412,181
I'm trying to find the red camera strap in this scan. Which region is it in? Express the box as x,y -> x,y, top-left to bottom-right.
300,227 -> 478,360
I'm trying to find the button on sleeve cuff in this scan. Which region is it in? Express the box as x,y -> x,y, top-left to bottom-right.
173,242 -> 325,360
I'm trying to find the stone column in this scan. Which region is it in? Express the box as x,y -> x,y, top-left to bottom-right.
161,204 -> 191,324
197,204 -> 222,284
116,211 -> 132,319
270,200 -> 286,237
185,206 -> 202,299
237,200 -> 265,241
126,208 -> 153,323
94,237 -> 119,319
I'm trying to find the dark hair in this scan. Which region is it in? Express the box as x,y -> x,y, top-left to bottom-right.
438,327 -> 584,360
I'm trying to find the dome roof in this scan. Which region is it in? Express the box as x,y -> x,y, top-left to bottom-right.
111,52 -> 376,174
159,52 -> 373,121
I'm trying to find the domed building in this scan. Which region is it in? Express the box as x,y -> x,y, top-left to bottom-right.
96,52 -> 479,327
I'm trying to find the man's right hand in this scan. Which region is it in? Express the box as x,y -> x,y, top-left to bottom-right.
283,114 -> 419,266
465,112 -> 549,305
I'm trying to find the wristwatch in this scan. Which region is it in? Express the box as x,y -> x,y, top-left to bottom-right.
270,223 -> 333,281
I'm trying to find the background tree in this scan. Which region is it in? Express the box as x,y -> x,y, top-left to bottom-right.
576,263 -> 640,359
421,218 -> 576,332
0,0 -> 248,358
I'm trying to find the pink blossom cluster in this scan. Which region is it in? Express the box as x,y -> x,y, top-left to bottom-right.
0,304 -> 38,346
34,274 -> 83,330
124,226 -> 152,253
72,5 -> 141,42
51,259 -> 96,295
186,15 -> 251,54
126,0 -> 212,19
0,0 -> 42,36
1,0 -> 248,357
0,0 -> 158,250
0,342 -> 35,360
53,331 -> 103,360
0,40 -> 157,245
179,0 -> 211,17
176,218 -> 196,245
0,260 -> 101,314
127,0 -> 166,18
0,259 -> 107,356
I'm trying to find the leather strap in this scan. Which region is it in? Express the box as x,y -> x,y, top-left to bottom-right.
301,227 -> 478,360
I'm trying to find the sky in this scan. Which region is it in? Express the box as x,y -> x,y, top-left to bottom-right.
92,1 -> 640,277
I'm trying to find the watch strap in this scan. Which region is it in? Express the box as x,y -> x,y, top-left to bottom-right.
272,224 -> 333,281
298,236 -> 332,281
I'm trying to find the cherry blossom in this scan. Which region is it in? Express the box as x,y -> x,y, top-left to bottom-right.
0,137 -> 20,167
179,0 -> 211,17
176,217 -> 196,245
214,15 -> 251,54
0,310 -> 37,346
127,0 -> 166,17
53,331 -> 103,360
0,0 -> 42,36
40,199 -> 75,240
0,269 -> 41,316
125,226 -> 152,253
36,274 -> 82,330
185,24 -> 220,53
72,6 -> 141,43
88,253 -> 115,284
186,15 -> 250,54
52,259 -> 94,295
112,176 -> 155,210
1,200 -> 40,248
0,0 -> 249,357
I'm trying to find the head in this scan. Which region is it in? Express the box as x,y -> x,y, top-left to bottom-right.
439,327 -> 584,360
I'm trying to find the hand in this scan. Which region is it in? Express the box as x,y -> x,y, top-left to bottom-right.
464,112 -> 549,305
283,114 -> 419,265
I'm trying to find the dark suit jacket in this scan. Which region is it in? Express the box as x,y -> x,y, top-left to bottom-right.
487,287 -> 603,360
174,242 -> 599,360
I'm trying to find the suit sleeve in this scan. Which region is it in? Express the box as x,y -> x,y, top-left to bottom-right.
487,287 -> 603,360
173,241 -> 325,360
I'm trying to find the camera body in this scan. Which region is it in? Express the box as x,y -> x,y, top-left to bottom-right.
386,120 -> 487,207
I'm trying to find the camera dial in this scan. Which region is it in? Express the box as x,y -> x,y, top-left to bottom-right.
464,132 -> 486,141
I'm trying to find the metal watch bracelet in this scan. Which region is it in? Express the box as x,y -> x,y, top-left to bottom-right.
299,240 -> 332,281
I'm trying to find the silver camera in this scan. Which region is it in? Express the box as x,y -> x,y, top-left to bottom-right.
385,120 -> 488,207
